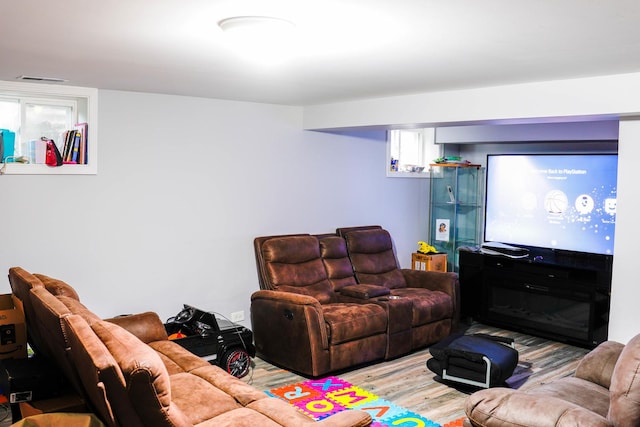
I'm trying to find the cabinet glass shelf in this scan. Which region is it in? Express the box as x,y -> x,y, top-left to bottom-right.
429,163 -> 484,272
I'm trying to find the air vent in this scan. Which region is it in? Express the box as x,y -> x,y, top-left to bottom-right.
16,75 -> 67,83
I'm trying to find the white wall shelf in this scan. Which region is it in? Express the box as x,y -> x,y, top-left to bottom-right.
0,80 -> 98,175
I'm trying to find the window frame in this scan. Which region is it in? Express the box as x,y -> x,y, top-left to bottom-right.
0,80 -> 97,175
386,128 -> 442,178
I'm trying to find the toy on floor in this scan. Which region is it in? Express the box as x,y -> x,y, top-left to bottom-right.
165,305 -> 255,378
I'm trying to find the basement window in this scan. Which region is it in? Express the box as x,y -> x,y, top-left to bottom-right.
386,128 -> 442,178
0,81 -> 97,175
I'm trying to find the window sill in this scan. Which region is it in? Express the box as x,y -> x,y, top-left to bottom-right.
386,171 -> 430,178
0,163 -> 96,175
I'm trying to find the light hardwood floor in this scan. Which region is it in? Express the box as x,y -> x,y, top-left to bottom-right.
242,322 -> 591,425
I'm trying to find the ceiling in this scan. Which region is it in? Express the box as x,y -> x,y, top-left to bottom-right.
3,1 -> 640,106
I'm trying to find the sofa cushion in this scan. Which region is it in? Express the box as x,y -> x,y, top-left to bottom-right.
608,333 -> 640,425
169,372 -> 247,425
465,387 -> 610,426
390,288 -> 453,325
190,364 -> 268,407
527,377 -> 611,418
148,340 -> 210,375
322,303 -> 387,344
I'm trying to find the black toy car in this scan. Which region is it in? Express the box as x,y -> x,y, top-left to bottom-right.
165,305 -> 255,378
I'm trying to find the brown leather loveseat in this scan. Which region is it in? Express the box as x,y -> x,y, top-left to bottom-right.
252,226 -> 460,377
8,267 -> 372,427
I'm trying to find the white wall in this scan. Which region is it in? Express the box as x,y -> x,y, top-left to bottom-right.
5,79 -> 636,344
0,90 -> 429,325
608,118 -> 640,343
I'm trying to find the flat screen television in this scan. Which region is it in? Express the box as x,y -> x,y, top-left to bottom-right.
484,153 -> 618,256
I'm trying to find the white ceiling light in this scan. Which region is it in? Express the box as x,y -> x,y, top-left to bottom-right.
217,16 -> 297,65
218,16 -> 295,35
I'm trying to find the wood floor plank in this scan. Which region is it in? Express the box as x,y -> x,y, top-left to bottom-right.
244,322 -> 591,424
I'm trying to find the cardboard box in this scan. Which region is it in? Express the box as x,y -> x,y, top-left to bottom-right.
0,294 -> 27,360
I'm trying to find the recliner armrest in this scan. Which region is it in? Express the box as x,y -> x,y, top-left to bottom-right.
465,388 -> 611,427
339,284 -> 390,300
400,269 -> 459,294
401,269 -> 460,328
251,290 -> 333,375
106,311 -> 169,344
251,289 -> 328,349
251,289 -> 324,306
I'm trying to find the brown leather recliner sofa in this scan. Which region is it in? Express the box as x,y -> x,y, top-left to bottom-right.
464,334 -> 640,426
252,225 -> 460,377
8,267 -> 372,427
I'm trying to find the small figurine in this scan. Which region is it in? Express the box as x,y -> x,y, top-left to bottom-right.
417,241 -> 437,254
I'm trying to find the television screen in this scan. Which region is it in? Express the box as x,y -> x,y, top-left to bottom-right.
484,154 -> 618,256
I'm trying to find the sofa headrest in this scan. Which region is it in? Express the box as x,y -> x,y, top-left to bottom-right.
319,235 -> 348,259
259,235 -> 334,304
8,267 -> 44,301
319,236 -> 357,291
343,228 -> 393,254
341,228 -> 405,289
336,225 -> 383,238
261,235 -> 321,264
34,273 -> 81,300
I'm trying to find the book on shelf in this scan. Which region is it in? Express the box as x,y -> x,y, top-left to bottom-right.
62,130 -> 75,162
71,131 -> 80,163
61,123 -> 88,165
75,122 -> 87,165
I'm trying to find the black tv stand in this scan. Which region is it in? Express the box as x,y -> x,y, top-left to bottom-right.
459,246 -> 612,348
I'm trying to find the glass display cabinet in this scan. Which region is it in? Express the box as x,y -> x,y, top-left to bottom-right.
429,163 -> 484,271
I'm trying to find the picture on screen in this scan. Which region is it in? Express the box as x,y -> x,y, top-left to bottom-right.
484,154 -> 618,255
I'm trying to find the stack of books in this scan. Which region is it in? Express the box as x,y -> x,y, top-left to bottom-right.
61,123 -> 88,164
